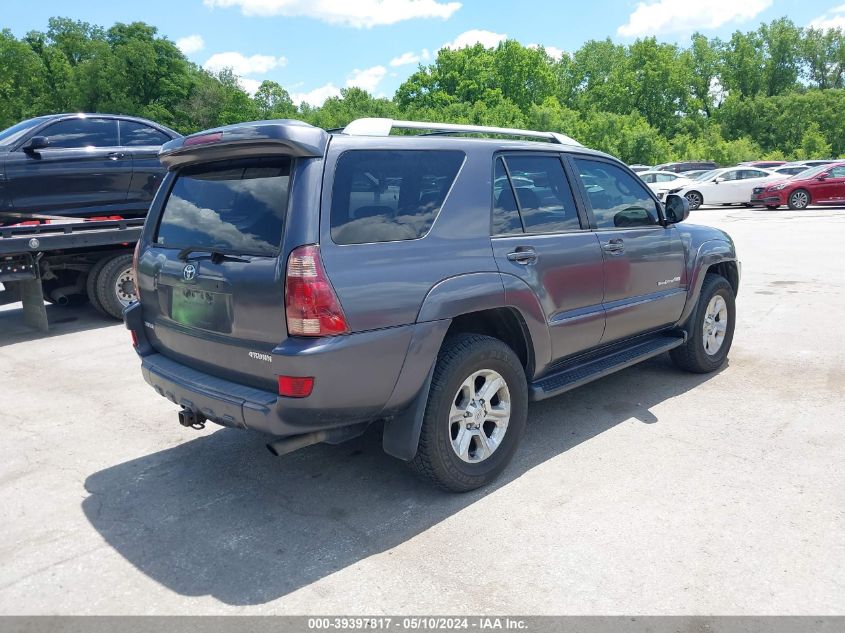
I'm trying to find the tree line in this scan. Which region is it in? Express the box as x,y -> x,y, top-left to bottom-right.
2,16 -> 845,164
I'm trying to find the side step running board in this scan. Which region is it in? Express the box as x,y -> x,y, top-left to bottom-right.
530,334 -> 686,401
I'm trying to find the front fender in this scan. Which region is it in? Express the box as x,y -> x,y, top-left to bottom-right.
677,239 -> 737,325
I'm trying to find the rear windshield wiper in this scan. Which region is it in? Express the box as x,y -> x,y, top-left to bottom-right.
176,246 -> 252,263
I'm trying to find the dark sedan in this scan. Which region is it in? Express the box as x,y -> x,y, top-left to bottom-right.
0,113 -> 180,225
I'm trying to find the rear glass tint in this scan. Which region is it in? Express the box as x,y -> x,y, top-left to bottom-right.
156,158 -> 290,256
330,150 -> 464,244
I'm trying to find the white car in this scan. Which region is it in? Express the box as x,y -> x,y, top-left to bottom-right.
637,170 -> 695,197
669,167 -> 781,210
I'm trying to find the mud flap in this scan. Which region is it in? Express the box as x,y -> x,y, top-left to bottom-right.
381,362 -> 435,461
1,278 -> 48,332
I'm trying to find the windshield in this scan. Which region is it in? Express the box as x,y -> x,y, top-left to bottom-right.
693,169 -> 721,181
789,164 -> 830,180
0,118 -> 45,146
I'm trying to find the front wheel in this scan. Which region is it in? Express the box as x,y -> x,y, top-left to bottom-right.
685,191 -> 703,210
410,334 -> 528,492
670,273 -> 736,373
788,189 -> 810,210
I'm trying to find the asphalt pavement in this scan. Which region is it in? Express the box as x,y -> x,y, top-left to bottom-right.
1,205 -> 843,614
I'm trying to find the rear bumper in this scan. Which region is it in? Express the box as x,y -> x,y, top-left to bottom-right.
126,302 -> 444,438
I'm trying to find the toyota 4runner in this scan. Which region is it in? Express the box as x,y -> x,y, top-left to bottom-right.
126,118 -> 740,491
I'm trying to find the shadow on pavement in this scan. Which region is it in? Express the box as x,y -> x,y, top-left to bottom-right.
0,301 -> 118,346
83,353 -> 722,606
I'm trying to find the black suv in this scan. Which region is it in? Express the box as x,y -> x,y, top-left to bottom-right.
0,113 -> 179,225
127,118 -> 740,491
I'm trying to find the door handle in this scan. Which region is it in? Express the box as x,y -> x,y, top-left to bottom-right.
602,238 -> 625,255
107,152 -> 125,160
506,247 -> 537,265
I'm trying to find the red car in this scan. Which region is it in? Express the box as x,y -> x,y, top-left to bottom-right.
751,162 -> 845,210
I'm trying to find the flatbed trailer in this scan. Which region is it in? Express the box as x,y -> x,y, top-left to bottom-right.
0,218 -> 144,331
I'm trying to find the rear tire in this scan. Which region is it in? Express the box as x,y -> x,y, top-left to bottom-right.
94,253 -> 136,320
86,257 -> 111,316
410,334 -> 528,492
788,189 -> 810,210
670,274 -> 735,374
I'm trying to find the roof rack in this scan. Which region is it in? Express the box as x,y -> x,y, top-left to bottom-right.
342,118 -> 582,146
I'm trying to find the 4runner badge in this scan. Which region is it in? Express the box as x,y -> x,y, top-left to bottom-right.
248,351 -> 272,363
183,264 -> 197,281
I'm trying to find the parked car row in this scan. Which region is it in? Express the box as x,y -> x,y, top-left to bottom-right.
631,160 -> 845,210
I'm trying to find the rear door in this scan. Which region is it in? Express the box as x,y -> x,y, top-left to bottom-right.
119,119 -> 173,215
5,117 -> 132,217
490,153 -> 606,361
141,157 -> 292,390
571,156 -> 686,344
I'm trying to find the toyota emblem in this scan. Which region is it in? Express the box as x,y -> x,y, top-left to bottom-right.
182,264 -> 197,281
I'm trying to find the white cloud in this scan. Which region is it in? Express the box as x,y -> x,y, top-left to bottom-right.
389,48 -> 430,67
176,34 -> 205,55
203,0 -> 461,27
808,5 -> 845,31
442,29 -> 506,50
345,65 -> 387,92
239,77 -> 263,95
203,51 -> 287,75
527,43 -> 566,59
291,83 -> 342,107
617,0 -> 772,37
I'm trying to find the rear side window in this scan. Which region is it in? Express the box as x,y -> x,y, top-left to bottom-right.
155,157 -> 291,256
494,154 -> 581,234
120,120 -> 171,146
574,158 -> 659,229
42,118 -> 119,148
330,150 -> 464,245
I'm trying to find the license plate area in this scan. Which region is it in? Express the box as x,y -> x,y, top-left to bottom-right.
170,286 -> 233,333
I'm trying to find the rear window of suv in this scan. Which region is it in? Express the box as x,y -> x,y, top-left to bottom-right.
330,150 -> 464,244
155,157 -> 290,256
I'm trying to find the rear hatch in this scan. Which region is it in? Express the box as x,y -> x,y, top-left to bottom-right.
138,120 -> 329,392
138,122 -> 328,391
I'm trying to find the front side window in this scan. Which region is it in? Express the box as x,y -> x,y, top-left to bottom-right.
720,170 -> 741,181
656,173 -> 676,182
120,120 -> 171,146
156,157 -> 290,256
828,166 -> 845,178
41,118 -> 119,149
574,158 -> 660,229
330,150 -> 464,245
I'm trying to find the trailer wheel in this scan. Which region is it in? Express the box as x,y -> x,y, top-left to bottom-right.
93,253 -> 136,320
86,257 -> 111,315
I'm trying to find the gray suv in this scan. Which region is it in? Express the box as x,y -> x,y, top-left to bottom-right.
126,118 -> 739,491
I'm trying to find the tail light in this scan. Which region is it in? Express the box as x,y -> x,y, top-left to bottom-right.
131,240 -> 141,298
285,244 -> 349,336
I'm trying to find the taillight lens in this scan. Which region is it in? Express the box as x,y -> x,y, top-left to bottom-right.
285,244 -> 349,336
131,240 -> 141,299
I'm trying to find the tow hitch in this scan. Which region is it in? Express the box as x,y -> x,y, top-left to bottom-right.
178,408 -> 206,430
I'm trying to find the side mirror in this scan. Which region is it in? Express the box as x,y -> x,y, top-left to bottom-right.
816,173 -> 829,181
22,136 -> 49,152
713,176 -> 725,183
664,194 -> 690,225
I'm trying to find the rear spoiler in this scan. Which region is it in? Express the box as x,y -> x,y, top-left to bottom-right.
159,119 -> 329,169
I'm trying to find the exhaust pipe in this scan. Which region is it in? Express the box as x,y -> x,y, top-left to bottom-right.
266,430 -> 329,457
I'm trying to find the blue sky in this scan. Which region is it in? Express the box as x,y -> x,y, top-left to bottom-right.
4,0 -> 844,105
